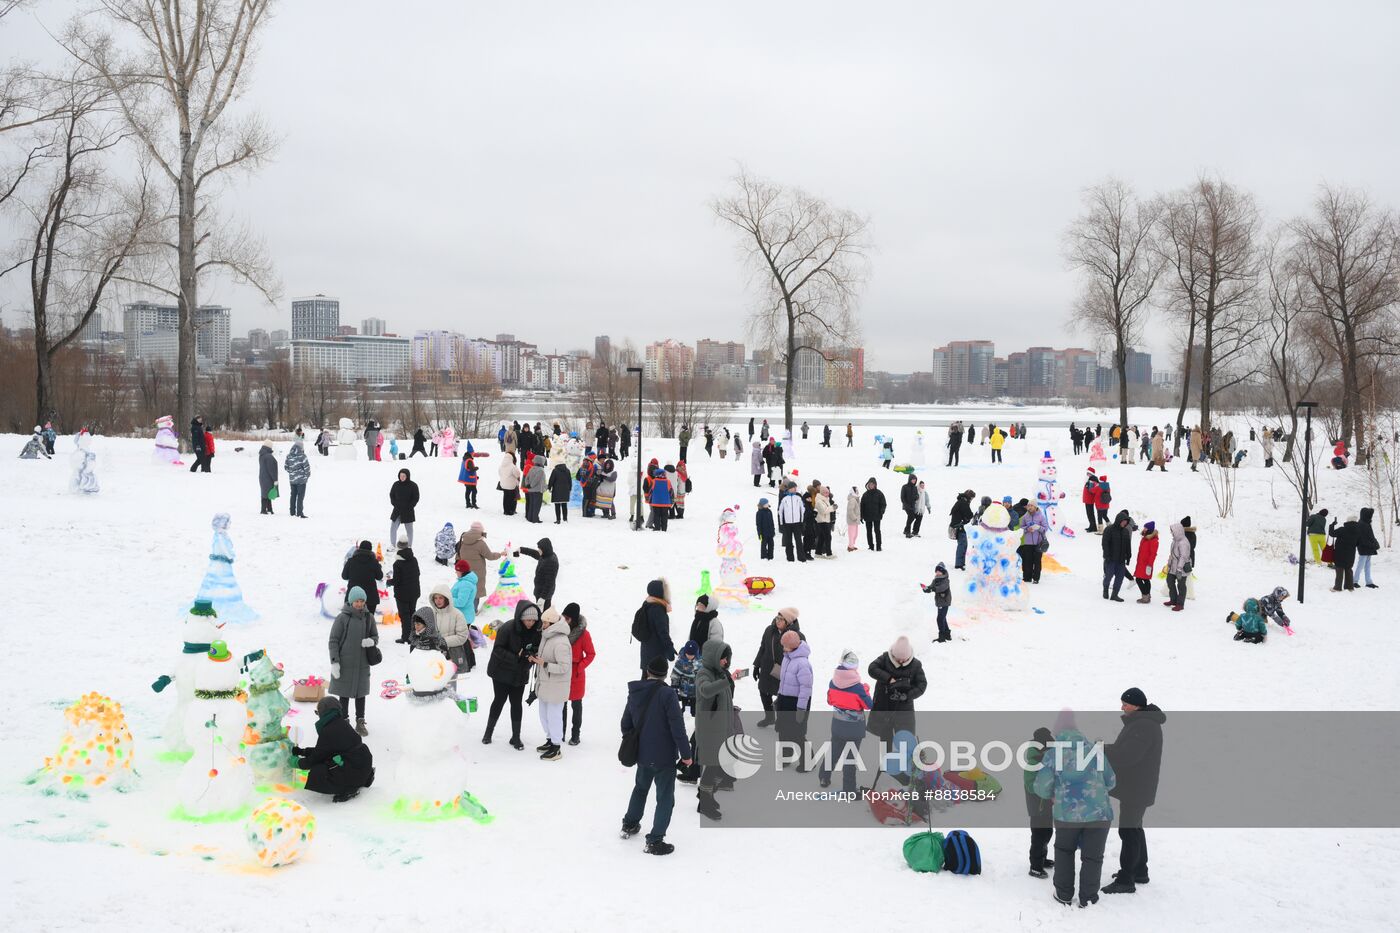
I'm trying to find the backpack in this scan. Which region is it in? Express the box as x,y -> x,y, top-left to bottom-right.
630,605 -> 653,643
902,829 -> 945,873
942,830 -> 981,875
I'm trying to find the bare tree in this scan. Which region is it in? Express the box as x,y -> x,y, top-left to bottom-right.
713,168 -> 869,431
1290,186 -> 1400,465
440,363 -> 504,439
1257,233 -> 1327,462
1065,179 -> 1163,451
17,73 -> 153,424
575,341 -> 637,429
65,0 -> 279,449
649,372 -> 720,439
294,365 -> 342,429
254,357 -> 290,428
1157,176 -> 1261,449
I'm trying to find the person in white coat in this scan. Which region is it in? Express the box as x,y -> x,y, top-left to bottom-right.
845,487 -> 861,553
427,583 -> 471,679
498,453 -> 522,516
534,607 -> 573,760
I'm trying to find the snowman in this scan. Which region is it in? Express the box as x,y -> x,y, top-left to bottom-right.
1035,450 -> 1073,538
175,639 -> 253,819
334,418 -> 357,460
153,415 -> 183,466
152,599 -> 226,756
391,651 -> 487,821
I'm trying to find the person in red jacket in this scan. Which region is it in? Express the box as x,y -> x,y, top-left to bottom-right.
1095,474 -> 1112,530
561,602 -> 595,745
1132,522 -> 1160,604
1082,469 -> 1100,533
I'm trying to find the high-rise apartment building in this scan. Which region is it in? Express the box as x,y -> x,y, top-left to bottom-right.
291,295 -> 340,340
361,317 -> 386,337
123,302 -> 230,368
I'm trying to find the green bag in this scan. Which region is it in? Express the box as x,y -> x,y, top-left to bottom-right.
903,829 -> 945,873
267,484 -> 280,501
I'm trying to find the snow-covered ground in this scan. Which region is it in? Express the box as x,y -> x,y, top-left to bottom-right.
3,411 -> 1396,932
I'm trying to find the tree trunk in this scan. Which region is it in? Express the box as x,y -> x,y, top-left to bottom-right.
783,302 -> 796,433
1116,339 -> 1129,452
1344,324 -> 1367,465
1172,316 -> 1197,455
34,330 -> 52,427
1281,409 -> 1298,463
1199,312 -> 1215,437
177,135 -> 198,450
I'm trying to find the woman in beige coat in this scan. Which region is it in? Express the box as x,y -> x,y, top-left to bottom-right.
456,522 -> 502,612
534,607 -> 573,760
427,583 -> 471,677
497,453 -> 522,516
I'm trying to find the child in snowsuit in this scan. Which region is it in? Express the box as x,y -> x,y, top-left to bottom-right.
756,497 -> 776,560
922,562 -> 953,643
1227,598 -> 1269,644
670,640 -> 701,715
433,522 -> 456,566
1257,586 -> 1293,634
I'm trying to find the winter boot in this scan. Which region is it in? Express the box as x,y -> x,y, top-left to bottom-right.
645,838 -> 675,856
568,735 -> 580,746
1233,630 -> 1247,641
1136,595 -> 1151,604
540,744 -> 562,761
1102,877 -> 1137,894
697,791 -> 723,821
1053,892 -> 1073,907
1079,896 -> 1099,908
1102,587 -> 1110,600
756,715 -> 776,728
332,789 -> 360,803
1029,867 -> 1048,879
356,718 -> 368,737
536,740 -> 554,752
509,737 -> 525,750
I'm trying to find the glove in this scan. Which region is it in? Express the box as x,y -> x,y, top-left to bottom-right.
361,637 -> 375,647
752,669 -> 761,681
331,662 -> 341,679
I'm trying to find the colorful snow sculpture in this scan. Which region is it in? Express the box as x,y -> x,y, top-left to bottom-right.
1036,450 -> 1074,538
196,513 -> 258,624
712,507 -> 750,608
31,692 -> 136,796
243,651 -> 294,791
247,797 -> 316,867
154,415 -> 183,465
964,503 -> 1028,611
174,640 -> 253,820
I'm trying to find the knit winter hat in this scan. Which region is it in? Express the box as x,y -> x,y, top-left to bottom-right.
1121,687 -> 1148,707
397,539 -> 410,549
646,655 -> 670,678
890,636 -> 914,664
935,562 -> 947,574
1142,521 -> 1155,533
454,559 -> 471,574
780,630 -> 801,651
471,522 -> 484,533
541,606 -> 562,626
840,649 -> 859,667
347,586 -> 367,604
359,540 -> 373,551
316,696 -> 342,716
758,497 -> 769,506
562,602 -> 581,621
776,607 -> 800,625
696,594 -> 710,608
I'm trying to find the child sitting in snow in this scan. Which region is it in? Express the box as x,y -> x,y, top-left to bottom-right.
1226,598 -> 1269,644
1257,586 -> 1294,634
670,640 -> 701,715
433,521 -> 456,566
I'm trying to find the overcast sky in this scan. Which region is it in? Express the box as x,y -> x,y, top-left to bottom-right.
6,0 -> 1400,371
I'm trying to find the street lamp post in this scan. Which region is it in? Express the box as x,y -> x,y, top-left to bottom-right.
627,366 -> 644,530
1296,401 -> 1317,604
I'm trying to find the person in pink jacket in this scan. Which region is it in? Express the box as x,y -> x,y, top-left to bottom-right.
819,650 -> 873,794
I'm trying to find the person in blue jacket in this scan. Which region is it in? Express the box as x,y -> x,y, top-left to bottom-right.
648,466 -> 673,532
620,655 -> 693,855
755,497 -> 776,560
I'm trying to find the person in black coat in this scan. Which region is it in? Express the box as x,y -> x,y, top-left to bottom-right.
294,697 -> 375,802
258,443 -> 278,514
1328,514 -> 1361,591
1101,509 -> 1133,601
867,637 -> 926,745
388,544 -> 421,644
1356,507 -> 1380,588
636,579 -> 676,672
389,469 -> 420,547
1103,688 -> 1166,894
514,538 -> 559,610
620,657 -> 693,854
751,609 -> 802,726
689,595 -> 720,646
950,489 -> 975,569
188,415 -> 211,473
483,601 -> 542,749
548,461 -> 573,523
860,477 -> 886,551
755,498 -> 776,560
341,540 -> 384,612
900,474 -> 922,538
410,428 -> 428,457
619,422 -> 631,459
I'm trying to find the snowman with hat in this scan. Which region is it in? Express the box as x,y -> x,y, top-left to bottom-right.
174,638 -> 253,819
151,599 -> 225,756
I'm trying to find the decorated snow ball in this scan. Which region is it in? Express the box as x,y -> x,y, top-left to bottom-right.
31,692 -> 136,796
246,796 -> 316,868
